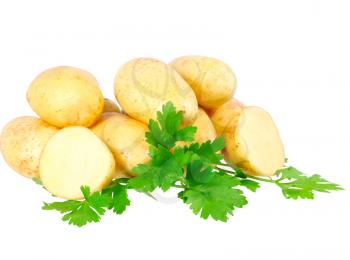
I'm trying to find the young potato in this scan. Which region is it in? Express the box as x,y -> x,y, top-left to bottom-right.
27,66 -> 104,128
114,58 -> 198,124
170,56 -> 237,109
211,105 -> 285,177
39,127 -> 115,200
0,116 -> 59,178
103,98 -> 121,113
90,112 -> 119,137
91,113 -> 150,176
178,108 -> 217,147
210,98 -> 245,135
91,112 -> 132,179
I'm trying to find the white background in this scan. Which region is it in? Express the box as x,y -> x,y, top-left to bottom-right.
0,1 -> 349,259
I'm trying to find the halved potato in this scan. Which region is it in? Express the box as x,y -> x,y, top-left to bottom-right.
103,98 -> 121,113
170,56 -> 236,109
39,126 -> 115,199
0,116 -> 59,178
211,105 -> 285,176
91,113 -> 150,176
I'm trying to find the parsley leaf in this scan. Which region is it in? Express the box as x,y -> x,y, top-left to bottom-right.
276,167 -> 343,199
102,179 -> 130,214
239,179 -> 260,192
181,167 -> 247,221
128,146 -> 186,192
43,186 -> 111,227
145,102 -> 196,148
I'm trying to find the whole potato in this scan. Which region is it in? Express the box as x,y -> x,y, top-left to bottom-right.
114,58 -> 198,124
193,108 -> 217,143
27,66 -> 104,128
0,116 -> 59,178
170,56 -> 236,109
91,113 -> 150,176
103,98 -> 121,113
210,99 -> 244,135
178,108 -> 217,146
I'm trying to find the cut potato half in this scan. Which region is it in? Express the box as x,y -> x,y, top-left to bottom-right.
212,106 -> 285,176
39,126 -> 115,199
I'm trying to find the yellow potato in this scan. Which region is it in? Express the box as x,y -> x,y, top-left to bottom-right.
91,112 -> 119,137
27,66 -> 104,128
210,99 -> 245,135
103,98 -> 121,113
178,108 -> 217,146
170,56 -> 237,109
39,127 -> 115,199
91,112 -> 132,179
0,116 -> 59,178
91,113 -> 150,176
114,58 -> 198,124
211,105 -> 285,176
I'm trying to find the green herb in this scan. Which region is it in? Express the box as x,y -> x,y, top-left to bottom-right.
42,102 -> 343,227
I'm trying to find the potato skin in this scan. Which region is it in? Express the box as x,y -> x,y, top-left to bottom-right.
0,116 -> 59,178
91,113 -> 150,176
170,56 -> 236,109
178,108 -> 217,147
211,104 -> 285,176
27,66 -> 104,128
103,98 -> 121,113
114,58 -> 198,124
210,99 -> 244,136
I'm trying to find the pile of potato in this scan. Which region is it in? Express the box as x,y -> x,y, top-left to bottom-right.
0,56 -> 285,200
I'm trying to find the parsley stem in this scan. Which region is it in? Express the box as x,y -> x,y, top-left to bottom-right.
172,184 -> 186,189
217,166 -> 278,185
242,175 -> 276,184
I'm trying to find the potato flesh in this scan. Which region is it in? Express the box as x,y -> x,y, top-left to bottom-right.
114,58 -> 198,124
39,127 -> 115,199
170,56 -> 236,109
212,105 -> 285,176
91,113 -> 150,176
0,116 -> 58,178
27,66 -> 104,128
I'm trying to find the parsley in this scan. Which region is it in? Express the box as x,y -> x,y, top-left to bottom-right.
276,167 -> 343,199
43,182 -> 130,227
41,101 -> 343,227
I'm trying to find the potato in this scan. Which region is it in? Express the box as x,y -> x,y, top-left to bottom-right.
170,56 -> 237,110
210,99 -> 245,135
0,116 -> 59,178
90,112 -> 119,137
179,108 -> 217,146
103,98 -> 120,113
39,126 -> 115,199
27,66 -> 104,128
114,58 -> 198,124
211,105 -> 285,176
91,113 -> 150,176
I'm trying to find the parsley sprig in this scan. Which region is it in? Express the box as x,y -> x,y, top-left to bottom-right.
42,102 -> 343,226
